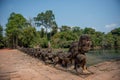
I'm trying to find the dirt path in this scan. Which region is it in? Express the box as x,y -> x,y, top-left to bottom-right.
0,49 -> 120,80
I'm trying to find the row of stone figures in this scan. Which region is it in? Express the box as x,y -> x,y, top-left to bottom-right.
18,47 -> 71,67
18,34 -> 92,74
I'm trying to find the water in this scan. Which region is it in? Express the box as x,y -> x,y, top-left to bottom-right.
86,49 -> 120,66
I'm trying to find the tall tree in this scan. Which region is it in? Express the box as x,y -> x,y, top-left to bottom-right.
0,25 -> 3,40
40,28 -> 45,38
60,25 -> 71,32
111,27 -> 120,49
21,26 -> 36,47
103,33 -> 114,48
0,25 -> 4,48
51,21 -> 58,36
83,27 -> 95,34
72,26 -> 83,37
6,12 -> 26,48
51,31 -> 77,48
34,10 -> 57,40
111,27 -> 120,36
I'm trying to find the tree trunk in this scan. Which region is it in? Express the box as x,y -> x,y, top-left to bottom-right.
13,37 -> 15,49
15,36 -> 18,49
45,27 -> 48,40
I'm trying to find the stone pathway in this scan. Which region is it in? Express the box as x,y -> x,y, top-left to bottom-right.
0,49 -> 119,80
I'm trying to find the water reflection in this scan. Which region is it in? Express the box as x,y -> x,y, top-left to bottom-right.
86,49 -> 120,66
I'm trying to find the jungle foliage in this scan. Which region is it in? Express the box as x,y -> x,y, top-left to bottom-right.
0,10 -> 120,49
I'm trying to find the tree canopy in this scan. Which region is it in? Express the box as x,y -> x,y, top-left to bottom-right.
34,10 -> 57,40
6,12 -> 27,48
1,11 -> 120,49
0,25 -> 4,48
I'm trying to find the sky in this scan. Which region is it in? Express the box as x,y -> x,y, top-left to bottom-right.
0,0 -> 120,33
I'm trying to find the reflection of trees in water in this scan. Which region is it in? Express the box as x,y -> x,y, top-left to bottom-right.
115,49 -> 119,53
87,49 -> 120,66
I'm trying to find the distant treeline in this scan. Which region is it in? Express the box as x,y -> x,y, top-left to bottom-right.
0,10 -> 120,49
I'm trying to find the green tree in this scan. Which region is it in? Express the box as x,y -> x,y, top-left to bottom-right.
6,12 -> 26,48
33,31 -> 48,48
51,21 -> 58,36
111,27 -> 120,49
0,25 -> 3,40
91,31 -> 104,48
83,27 -> 95,34
111,27 -> 120,36
0,25 -> 4,48
21,26 -> 36,47
72,26 -> 81,32
60,25 -> 71,32
51,31 -> 77,48
34,10 -> 57,40
40,28 -> 45,38
72,26 -> 83,38
102,33 -> 114,48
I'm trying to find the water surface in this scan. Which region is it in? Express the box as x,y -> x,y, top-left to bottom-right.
86,49 -> 120,66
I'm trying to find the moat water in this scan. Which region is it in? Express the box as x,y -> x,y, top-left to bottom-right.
86,49 -> 120,66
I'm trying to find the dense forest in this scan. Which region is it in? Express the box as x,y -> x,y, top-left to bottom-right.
0,10 -> 120,49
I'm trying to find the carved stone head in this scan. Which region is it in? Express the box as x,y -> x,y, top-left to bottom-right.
78,34 -> 91,53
